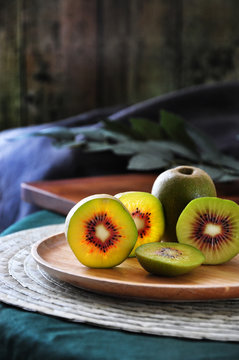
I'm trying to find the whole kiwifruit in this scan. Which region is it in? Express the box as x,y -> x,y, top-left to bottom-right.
176,197 -> 239,264
115,191 -> 165,256
151,166 -> 217,242
135,242 -> 205,276
65,194 -> 138,268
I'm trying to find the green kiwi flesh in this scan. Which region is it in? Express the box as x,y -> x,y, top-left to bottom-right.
176,197 -> 239,265
135,242 -> 205,276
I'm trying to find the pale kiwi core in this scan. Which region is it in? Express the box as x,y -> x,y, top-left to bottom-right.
133,216 -> 145,231
95,224 -> 110,242
204,223 -> 221,237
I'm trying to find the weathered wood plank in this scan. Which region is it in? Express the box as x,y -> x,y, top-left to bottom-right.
99,0 -> 183,107
96,0 -> 130,106
126,0 -> 183,103
61,0 -> 98,117
0,0 -> 21,130
23,0 -> 98,125
23,0 -> 65,125
181,0 -> 239,87
1,1 -> 239,130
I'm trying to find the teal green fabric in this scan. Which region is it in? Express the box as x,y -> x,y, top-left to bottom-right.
1,210 -> 65,236
1,211 -> 239,360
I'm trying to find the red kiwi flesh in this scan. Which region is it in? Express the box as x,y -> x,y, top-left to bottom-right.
115,191 -> 165,256
65,194 -> 138,268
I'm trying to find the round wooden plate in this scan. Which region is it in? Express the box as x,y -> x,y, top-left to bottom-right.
31,232 -> 239,301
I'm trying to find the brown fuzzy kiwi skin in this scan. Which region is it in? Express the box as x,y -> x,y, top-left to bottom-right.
151,165 -> 217,242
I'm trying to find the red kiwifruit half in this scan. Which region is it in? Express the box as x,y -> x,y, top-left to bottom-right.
65,194 -> 138,268
115,191 -> 165,256
176,197 -> 239,264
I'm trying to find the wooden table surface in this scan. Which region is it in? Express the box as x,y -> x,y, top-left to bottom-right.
21,173 -> 239,215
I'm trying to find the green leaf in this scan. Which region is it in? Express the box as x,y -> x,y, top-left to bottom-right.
217,172 -> 239,182
103,119 -> 136,139
111,140 -> 174,162
72,125 -> 129,143
77,130 -> 105,142
53,139 -> 86,148
219,155 -> 239,172
71,125 -> 107,142
151,140 -> 199,161
160,110 -> 197,152
110,142 -> 141,155
187,125 -> 221,164
33,126 -> 75,141
190,164 -> 226,181
85,142 -> 113,152
127,153 -> 168,170
129,118 -> 164,140
71,124 -> 102,134
189,164 -> 239,182
101,129 -> 129,142
10,109 -> 238,184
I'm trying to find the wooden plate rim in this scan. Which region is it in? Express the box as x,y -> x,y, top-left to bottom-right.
31,233 -> 239,301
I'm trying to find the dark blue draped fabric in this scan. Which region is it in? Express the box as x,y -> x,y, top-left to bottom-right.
0,107 -> 127,232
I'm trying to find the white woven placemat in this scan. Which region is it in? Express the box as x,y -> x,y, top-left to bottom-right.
1,224 -> 239,341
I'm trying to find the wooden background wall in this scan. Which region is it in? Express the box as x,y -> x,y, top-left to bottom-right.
1,0 -> 239,130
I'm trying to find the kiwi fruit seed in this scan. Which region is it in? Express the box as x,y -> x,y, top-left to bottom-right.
135,242 -> 205,276
176,197 -> 239,264
115,191 -> 165,257
65,194 -> 138,268
151,165 -> 217,242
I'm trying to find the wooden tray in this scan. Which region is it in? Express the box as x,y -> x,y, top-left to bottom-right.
32,232 -> 239,302
21,174 -> 157,214
22,173 -> 239,215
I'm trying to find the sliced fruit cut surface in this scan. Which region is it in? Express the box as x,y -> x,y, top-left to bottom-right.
115,191 -> 165,256
65,194 -> 138,268
176,197 -> 239,265
135,242 -> 205,276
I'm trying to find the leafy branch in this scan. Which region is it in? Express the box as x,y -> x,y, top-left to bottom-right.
15,110 -> 239,182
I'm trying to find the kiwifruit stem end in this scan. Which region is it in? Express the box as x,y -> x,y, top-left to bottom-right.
177,167 -> 194,175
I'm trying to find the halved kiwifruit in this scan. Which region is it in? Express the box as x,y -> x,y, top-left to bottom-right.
135,242 -> 205,276
65,194 -> 138,268
115,191 -> 165,257
176,197 -> 239,265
